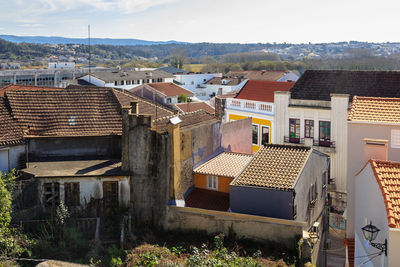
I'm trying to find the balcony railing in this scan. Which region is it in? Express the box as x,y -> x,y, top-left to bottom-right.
226,98 -> 274,114
284,136 -> 336,148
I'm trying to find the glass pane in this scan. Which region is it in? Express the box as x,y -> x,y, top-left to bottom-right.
252,125 -> 258,144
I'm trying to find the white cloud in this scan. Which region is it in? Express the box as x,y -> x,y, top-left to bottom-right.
117,0 -> 178,14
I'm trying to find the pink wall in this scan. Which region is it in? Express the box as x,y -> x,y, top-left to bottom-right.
221,117 -> 252,154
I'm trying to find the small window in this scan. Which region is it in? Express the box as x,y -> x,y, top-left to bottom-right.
207,175 -> 218,190
65,182 -> 80,206
114,81 -> 118,86
261,126 -> 270,145
167,98 -> 172,103
309,183 -> 317,207
191,81 -> 194,85
252,124 -> 259,145
305,120 -> 314,138
126,80 -> 131,85
289,118 -> 300,143
293,204 -> 297,219
391,130 -> 400,148
43,182 -> 60,207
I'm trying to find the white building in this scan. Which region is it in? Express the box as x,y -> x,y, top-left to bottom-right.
354,159 -> 400,267
80,70 -> 174,90
174,73 -> 220,92
48,62 -> 75,69
197,77 -> 248,100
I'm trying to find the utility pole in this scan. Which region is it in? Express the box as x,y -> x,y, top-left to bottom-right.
88,24 -> 91,84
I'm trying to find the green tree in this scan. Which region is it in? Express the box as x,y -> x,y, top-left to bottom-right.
179,93 -> 188,103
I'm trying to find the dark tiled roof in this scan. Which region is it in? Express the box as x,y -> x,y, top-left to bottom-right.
145,83 -> 194,97
152,110 -> 217,133
112,88 -> 174,119
231,144 -> 311,190
0,97 -> 23,146
89,70 -> 173,83
185,188 -> 229,211
5,88 -> 122,137
291,70 -> 400,101
156,66 -> 189,74
235,80 -> 294,103
175,102 -> 215,114
227,70 -> 289,81
0,84 -> 62,97
205,77 -> 244,85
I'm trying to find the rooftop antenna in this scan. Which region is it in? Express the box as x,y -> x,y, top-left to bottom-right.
88,24 -> 91,84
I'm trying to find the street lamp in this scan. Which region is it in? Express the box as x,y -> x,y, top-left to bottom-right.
361,222 -> 387,256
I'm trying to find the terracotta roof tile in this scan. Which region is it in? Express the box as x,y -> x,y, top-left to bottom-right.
231,144 -> 311,190
0,84 -> 62,97
5,88 -> 122,137
152,110 -> 217,133
205,77 -> 244,85
369,160 -> 400,228
235,80 -> 294,103
185,188 -> 229,211
175,102 -> 215,114
348,96 -> 400,123
227,70 -> 290,81
146,82 -> 194,97
194,152 -> 253,178
0,97 -> 23,146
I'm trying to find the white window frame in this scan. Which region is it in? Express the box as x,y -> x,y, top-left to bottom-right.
252,123 -> 259,146
207,175 -> 218,190
261,125 -> 270,145
391,129 -> 400,148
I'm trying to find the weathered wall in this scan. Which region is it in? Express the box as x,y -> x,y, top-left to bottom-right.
122,111 -> 170,226
0,144 -> 25,173
28,136 -> 121,159
389,228 -> 400,266
165,206 -> 305,249
220,118 -> 252,154
230,186 -> 293,219
177,121 -> 222,200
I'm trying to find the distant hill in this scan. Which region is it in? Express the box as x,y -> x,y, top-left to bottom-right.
0,35 -> 188,46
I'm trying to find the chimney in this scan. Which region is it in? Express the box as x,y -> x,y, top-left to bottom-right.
363,139 -> 388,162
168,117 -> 181,202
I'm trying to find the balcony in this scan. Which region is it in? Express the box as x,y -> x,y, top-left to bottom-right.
284,137 -> 336,153
226,98 -> 274,115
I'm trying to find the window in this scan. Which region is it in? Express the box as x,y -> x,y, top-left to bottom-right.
126,80 -> 131,85
319,121 -> 331,147
103,181 -> 119,214
391,130 -> 400,148
261,126 -> 270,145
293,204 -> 297,219
322,171 -> 327,199
191,81 -> 194,85
43,182 -> 60,208
252,124 -> 259,145
145,79 -> 150,83
167,98 -> 172,103
114,81 -> 118,86
289,118 -> 300,143
309,183 -> 317,207
207,175 -> 218,190
305,120 -> 314,138
157,78 -> 163,82
65,182 -> 80,206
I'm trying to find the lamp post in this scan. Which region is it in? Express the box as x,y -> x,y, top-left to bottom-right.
361,222 -> 387,256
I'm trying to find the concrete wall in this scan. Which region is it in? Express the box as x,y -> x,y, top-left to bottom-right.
388,228 -> 400,266
122,111 -> 170,226
355,164 -> 388,267
220,118 -> 252,154
230,186 -> 294,219
196,80 -> 247,100
347,123 -> 400,238
164,206 -> 305,249
28,136 -> 121,159
294,150 -> 329,224
0,144 -> 25,173
129,84 -> 166,105
174,73 -> 218,92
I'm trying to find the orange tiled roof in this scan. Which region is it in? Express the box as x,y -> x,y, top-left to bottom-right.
194,152 -> 253,178
176,102 -> 215,114
348,96 -> 400,123
369,160 -> 400,228
147,82 -> 194,97
0,84 -> 62,97
231,144 -> 311,190
0,97 -> 23,146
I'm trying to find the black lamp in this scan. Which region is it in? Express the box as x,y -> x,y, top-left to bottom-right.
361,222 -> 387,256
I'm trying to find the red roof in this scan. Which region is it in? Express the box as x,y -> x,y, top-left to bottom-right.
185,188 -> 229,211
147,83 -> 194,97
0,84 -> 62,97
235,80 -> 294,103
175,102 -> 215,114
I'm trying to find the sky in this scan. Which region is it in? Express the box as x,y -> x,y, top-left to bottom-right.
1,0 -> 400,44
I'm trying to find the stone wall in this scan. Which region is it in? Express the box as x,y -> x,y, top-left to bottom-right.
165,206 -> 305,249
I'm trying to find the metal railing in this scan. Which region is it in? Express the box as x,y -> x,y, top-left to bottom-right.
226,98 -> 274,114
284,136 -> 336,148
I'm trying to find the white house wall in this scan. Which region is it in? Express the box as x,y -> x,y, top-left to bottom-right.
197,79 -> 248,100
388,228 -> 400,266
81,75 -> 106,87
38,176 -> 130,208
0,145 -> 25,174
174,74 -> 218,92
355,164 -> 389,267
